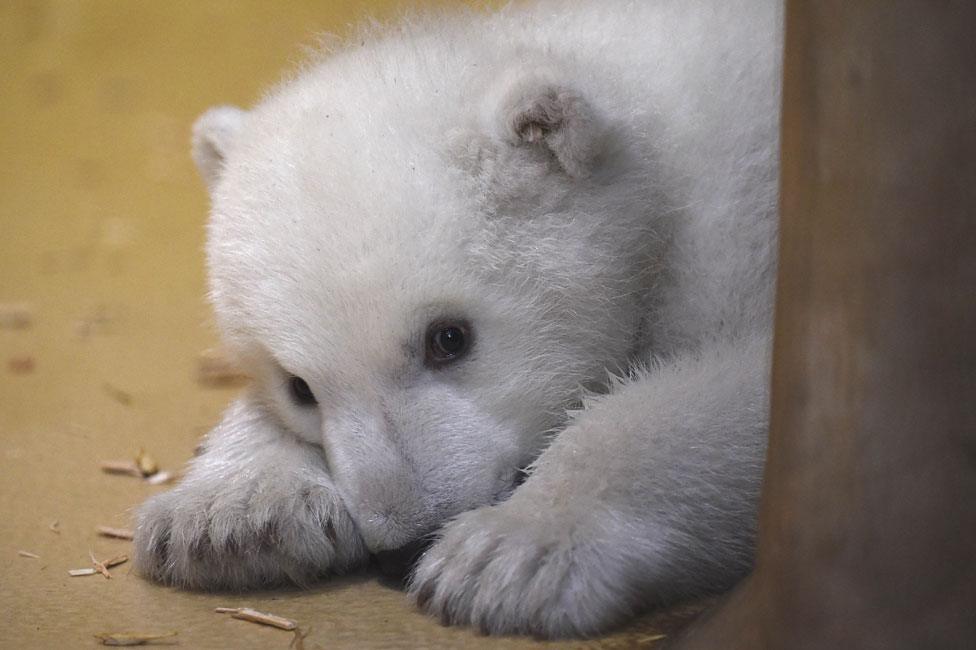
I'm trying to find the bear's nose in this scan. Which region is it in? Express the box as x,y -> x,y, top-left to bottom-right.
372,537 -> 431,582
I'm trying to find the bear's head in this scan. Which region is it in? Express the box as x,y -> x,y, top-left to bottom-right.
194,49 -> 658,553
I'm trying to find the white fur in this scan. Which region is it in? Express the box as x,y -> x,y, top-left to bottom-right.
134,0 -> 782,637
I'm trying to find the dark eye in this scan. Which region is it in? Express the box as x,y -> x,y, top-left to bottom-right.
425,320 -> 472,366
288,375 -> 317,406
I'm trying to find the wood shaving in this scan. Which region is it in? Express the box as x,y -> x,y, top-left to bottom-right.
638,633 -> 667,645
135,449 -> 158,477
18,550 -> 40,559
102,451 -> 168,482
8,355 -> 35,374
74,303 -> 116,339
197,348 -> 250,387
215,607 -> 297,630
100,460 -> 143,478
104,553 -> 129,568
290,627 -> 311,650
89,550 -> 128,579
103,383 -> 133,406
90,549 -> 112,578
94,631 -> 178,646
96,525 -> 135,540
68,568 -> 97,576
0,303 -> 32,329
49,520 -> 61,534
146,470 -> 175,485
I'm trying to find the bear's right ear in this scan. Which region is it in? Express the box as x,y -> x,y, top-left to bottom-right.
191,105 -> 246,191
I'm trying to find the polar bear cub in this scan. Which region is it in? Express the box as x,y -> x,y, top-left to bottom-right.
134,0 -> 782,638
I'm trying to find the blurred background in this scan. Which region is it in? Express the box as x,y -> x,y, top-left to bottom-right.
0,0 -> 452,458
0,2 -> 690,647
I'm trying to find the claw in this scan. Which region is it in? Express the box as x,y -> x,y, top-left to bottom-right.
413,579 -> 435,610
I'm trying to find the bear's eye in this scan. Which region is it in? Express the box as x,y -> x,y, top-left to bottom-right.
288,375 -> 317,406
425,320 -> 472,367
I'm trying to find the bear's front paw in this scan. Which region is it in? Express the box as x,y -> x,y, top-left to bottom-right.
409,496 -> 637,638
133,475 -> 366,590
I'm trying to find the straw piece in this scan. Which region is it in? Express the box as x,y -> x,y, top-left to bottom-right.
638,633 -> 667,644
94,631 -> 178,646
69,568 -> 97,576
146,470 -> 175,485
135,449 -> 158,477
100,460 -> 143,478
103,383 -> 133,406
97,525 -> 135,540
290,627 -> 311,650
0,303 -> 32,329
90,549 -> 111,578
88,550 -> 128,578
8,355 -> 35,374
103,553 -> 129,569
215,607 -> 297,631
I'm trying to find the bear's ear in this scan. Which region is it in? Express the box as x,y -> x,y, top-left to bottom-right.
191,105 -> 246,190
489,68 -> 602,179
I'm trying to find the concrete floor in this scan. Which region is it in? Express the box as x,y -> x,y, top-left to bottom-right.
0,2 -> 702,647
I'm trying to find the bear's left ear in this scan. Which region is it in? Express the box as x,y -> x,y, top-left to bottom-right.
488,67 -> 603,179
191,105 -> 246,191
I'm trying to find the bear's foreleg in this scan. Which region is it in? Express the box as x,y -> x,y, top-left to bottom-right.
410,334 -> 771,637
133,396 -> 366,589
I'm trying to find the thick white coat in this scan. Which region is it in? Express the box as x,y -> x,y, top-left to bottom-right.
134,0 -> 782,637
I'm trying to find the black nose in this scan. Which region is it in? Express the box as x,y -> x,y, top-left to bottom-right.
372,538 -> 430,581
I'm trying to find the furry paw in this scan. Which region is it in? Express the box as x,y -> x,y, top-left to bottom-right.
133,473 -> 366,590
409,496 -> 638,638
